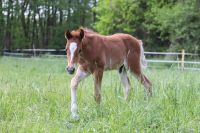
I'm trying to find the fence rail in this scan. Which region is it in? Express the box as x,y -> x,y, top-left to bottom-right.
144,51 -> 197,56
11,49 -> 199,55
2,49 -> 200,70
147,59 -> 200,65
7,48 -> 199,55
15,49 -> 65,52
3,52 -> 32,57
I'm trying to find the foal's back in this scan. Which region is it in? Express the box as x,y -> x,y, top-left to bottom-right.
91,33 -> 141,54
85,32 -> 141,70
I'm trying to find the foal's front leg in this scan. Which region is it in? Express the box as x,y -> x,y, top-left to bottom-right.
70,67 -> 88,117
93,68 -> 104,104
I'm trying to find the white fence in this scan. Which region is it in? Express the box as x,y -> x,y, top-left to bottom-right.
2,49 -> 200,70
145,49 -> 200,70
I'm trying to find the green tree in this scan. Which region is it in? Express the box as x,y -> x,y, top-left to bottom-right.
146,0 -> 200,53
95,0 -> 200,53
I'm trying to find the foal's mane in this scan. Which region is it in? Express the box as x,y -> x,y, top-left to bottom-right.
81,27 -> 98,34
70,27 -> 97,37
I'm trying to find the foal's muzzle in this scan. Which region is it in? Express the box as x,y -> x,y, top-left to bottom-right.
66,67 -> 75,74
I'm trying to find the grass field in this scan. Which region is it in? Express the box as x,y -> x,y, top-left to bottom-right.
0,56 -> 200,132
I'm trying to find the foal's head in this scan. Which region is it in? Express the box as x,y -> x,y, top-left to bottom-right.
64,29 -> 84,74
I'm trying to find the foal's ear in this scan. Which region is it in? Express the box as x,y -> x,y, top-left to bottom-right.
64,30 -> 72,40
79,28 -> 84,40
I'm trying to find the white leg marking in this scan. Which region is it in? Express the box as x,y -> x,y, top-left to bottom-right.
119,70 -> 131,100
70,67 -> 88,116
123,59 -> 129,70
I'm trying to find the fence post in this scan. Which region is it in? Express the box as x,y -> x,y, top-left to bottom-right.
181,49 -> 185,70
33,44 -> 36,57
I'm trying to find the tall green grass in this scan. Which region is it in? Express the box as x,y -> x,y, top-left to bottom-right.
0,57 -> 200,132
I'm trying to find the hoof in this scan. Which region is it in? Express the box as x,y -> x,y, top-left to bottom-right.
70,113 -> 80,122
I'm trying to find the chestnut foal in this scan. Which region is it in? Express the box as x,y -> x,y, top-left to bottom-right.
65,28 -> 152,117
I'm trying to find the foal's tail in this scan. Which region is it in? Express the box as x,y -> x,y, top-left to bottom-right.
138,40 -> 147,69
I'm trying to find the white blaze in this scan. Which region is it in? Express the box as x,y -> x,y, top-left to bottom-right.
69,42 -> 77,61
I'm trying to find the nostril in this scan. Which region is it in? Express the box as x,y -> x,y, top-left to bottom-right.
72,68 -> 75,73
68,67 -> 73,71
66,67 -> 75,74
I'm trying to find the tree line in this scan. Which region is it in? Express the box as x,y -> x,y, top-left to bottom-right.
0,0 -> 200,53
0,0 -> 96,50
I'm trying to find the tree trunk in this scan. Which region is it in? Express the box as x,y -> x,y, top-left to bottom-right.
93,0 -> 97,22
80,0 -> 85,26
196,0 -> 200,10
31,6 -> 37,49
0,0 -> 4,52
44,3 -> 50,48
67,0 -> 71,28
21,1 -> 29,39
36,5 -> 43,48
4,0 -> 12,50
59,9 -> 63,25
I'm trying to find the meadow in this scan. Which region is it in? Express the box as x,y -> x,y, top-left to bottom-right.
0,56 -> 200,132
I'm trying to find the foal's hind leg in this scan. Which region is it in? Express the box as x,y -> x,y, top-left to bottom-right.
128,53 -> 152,96
119,65 -> 131,100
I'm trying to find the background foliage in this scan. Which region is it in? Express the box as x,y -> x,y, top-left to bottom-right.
0,0 -> 200,53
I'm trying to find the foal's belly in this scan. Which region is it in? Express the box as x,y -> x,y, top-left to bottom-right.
104,56 -> 125,70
